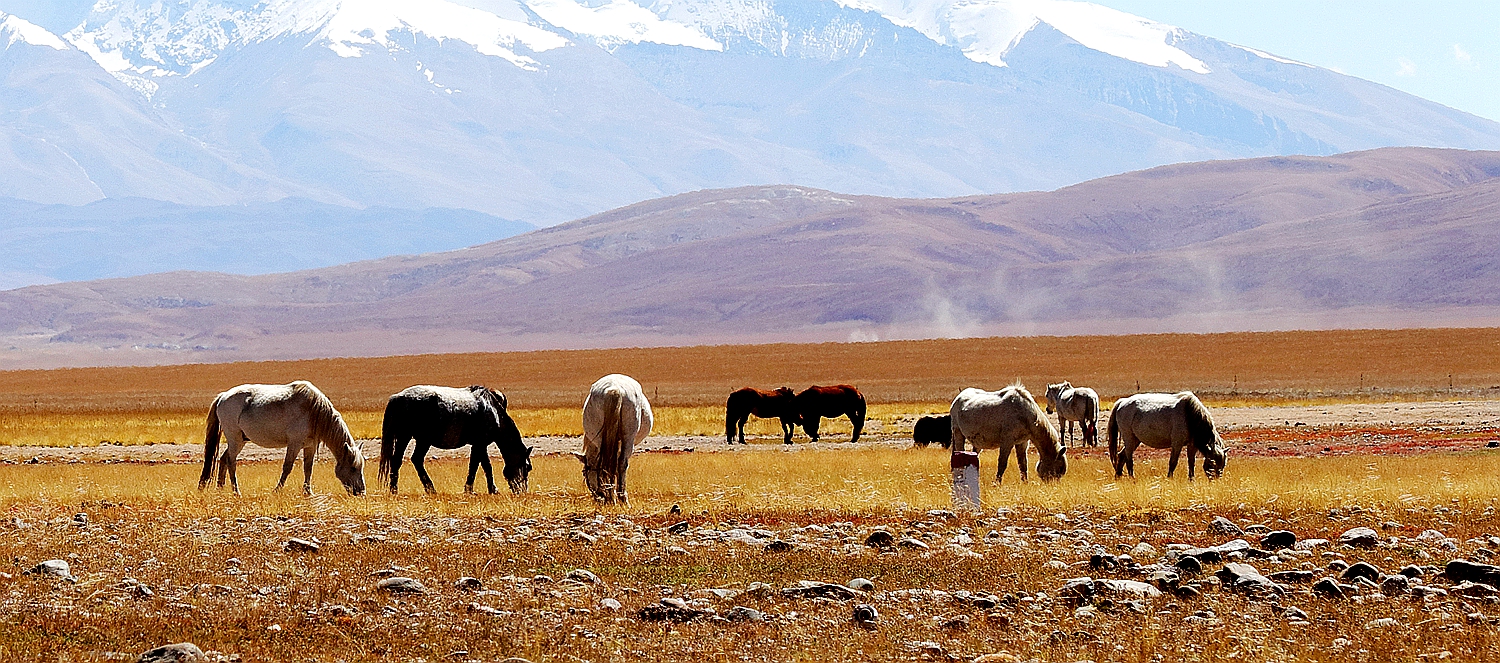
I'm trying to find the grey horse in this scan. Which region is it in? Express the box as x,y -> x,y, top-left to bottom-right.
950,385 -> 1067,485
1108,391 -> 1228,480
1044,382 -> 1100,447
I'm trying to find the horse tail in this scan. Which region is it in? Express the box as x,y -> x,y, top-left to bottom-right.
598,388 -> 627,487
1107,405 -> 1120,468
850,388 -> 866,443
200,395 -> 222,488
725,391 -> 739,444
1181,392 -> 1218,455
379,395 -> 403,483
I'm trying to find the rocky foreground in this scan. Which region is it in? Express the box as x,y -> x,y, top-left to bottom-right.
3,499 -> 1500,662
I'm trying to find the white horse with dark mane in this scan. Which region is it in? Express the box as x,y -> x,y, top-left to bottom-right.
1108,391 -> 1228,480
1044,382 -> 1100,447
200,381 -> 366,495
572,374 -> 653,504
950,385 -> 1067,484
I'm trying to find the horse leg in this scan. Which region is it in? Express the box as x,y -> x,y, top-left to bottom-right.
1125,438 -> 1138,478
1015,444 -> 1030,483
615,459 -> 629,505
1187,444 -> 1198,482
1167,444 -> 1182,479
274,445 -> 298,492
388,437 -> 410,494
805,416 -> 820,443
781,419 -> 793,445
994,443 -> 1011,485
225,439 -> 245,496
478,446 -> 497,494
412,443 -> 437,495
465,444 -> 482,494
301,443 -> 316,496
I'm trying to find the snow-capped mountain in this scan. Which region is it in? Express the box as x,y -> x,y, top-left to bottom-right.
1,0 -> 1498,224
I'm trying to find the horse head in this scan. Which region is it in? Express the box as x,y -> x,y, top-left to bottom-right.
477,387 -> 530,494
333,438 -> 367,496
572,452 -> 608,501
504,445 -> 534,494
1203,438 -> 1228,479
1037,445 -> 1068,481
1044,382 -> 1068,414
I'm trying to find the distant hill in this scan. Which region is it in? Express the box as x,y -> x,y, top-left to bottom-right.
0,197 -> 534,288
2,147 -> 1498,368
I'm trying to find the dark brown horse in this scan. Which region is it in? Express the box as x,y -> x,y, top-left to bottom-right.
912,414 -> 952,448
794,385 -> 866,443
725,387 -> 801,445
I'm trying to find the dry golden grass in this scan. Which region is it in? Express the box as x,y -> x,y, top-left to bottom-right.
2,448 -> 1500,662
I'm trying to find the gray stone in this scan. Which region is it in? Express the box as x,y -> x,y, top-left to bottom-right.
375,577 -> 426,594
1399,565 -> 1425,578
454,577 -> 482,591
1215,563 -> 1285,597
765,539 -> 793,552
1380,575 -> 1411,594
1364,617 -> 1400,630
1445,559 -> 1500,585
565,569 -> 601,584
725,606 -> 765,622
1209,517 -> 1243,536
864,530 -> 895,548
137,643 -> 206,663
1341,562 -> 1381,582
27,559 -> 72,580
852,603 -> 879,625
1339,527 -> 1380,548
1312,577 -> 1346,599
1261,531 -> 1296,550
781,581 -> 860,600
284,538 -> 319,553
848,577 -> 875,592
897,537 -> 930,550
638,598 -> 714,622
599,598 -> 622,611
1452,581 -> 1500,598
1293,538 -> 1329,550
1268,570 -> 1317,583
1174,556 -> 1203,575
666,521 -> 690,534
1282,606 -> 1309,621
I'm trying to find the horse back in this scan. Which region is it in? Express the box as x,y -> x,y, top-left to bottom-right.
797,384 -> 863,416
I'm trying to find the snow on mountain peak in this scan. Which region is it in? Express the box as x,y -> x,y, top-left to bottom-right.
66,0 -> 572,91
0,11 -> 71,51
522,0 -> 722,51
834,0 -> 1210,73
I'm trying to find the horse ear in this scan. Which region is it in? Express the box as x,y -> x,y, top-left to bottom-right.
570,451 -> 587,464
525,445 -> 534,457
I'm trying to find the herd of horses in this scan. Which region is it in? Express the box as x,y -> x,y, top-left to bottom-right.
196,375 -> 1228,504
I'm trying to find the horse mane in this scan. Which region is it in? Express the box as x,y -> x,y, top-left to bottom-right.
469,385 -> 507,412
291,381 -> 355,452
1008,383 -> 1064,455
1180,392 -> 1224,458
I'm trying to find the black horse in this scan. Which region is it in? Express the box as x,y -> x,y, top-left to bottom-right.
794,385 -> 867,443
379,385 -> 532,494
725,387 -> 801,445
912,415 -> 952,448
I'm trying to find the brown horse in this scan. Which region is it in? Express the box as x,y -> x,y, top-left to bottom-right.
794,385 -> 866,443
725,387 -> 801,445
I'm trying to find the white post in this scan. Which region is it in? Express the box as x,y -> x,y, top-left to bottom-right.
951,451 -> 980,511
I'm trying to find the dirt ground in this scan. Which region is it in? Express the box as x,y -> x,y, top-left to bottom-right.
3,401 -> 1496,466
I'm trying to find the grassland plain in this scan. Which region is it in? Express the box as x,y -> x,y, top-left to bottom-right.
3,450 -> 1500,662
1,327 -> 1499,447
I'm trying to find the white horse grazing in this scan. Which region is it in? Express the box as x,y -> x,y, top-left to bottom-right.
573,374 -> 653,504
201,381 -> 366,495
950,385 -> 1067,484
1044,382 -> 1100,447
1108,392 -> 1228,480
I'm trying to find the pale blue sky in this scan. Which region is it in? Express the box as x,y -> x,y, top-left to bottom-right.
5,0 -> 1496,121
1094,0 -> 1500,121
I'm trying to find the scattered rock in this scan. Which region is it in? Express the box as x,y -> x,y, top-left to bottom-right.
1215,563 -> 1285,597
1293,538 -> 1329,551
781,581 -> 861,600
765,540 -> 793,552
1364,617 -> 1400,630
1268,570 -> 1317,583
1261,531 -> 1296,550
468,603 -> 512,617
864,530 -> 895,548
27,559 -> 73,581
375,577 -> 426,595
848,577 -> 875,592
1445,559 -> 1500,585
1400,565 -> 1426,578
565,569 -> 601,584
1174,556 -> 1203,575
1312,577 -> 1346,599
1341,562 -> 1381,582
1208,517 -> 1243,536
1339,527 -> 1380,548
1131,542 -> 1158,559
941,614 -> 970,631
137,643 -> 206,663
897,538 -> 930,550
284,538 -> 319,553
852,603 -> 879,627
1381,575 -> 1411,595
1452,582 -> 1500,598
599,598 -> 622,611
725,606 -> 765,622
1282,606 -> 1309,621
666,521 -> 691,534
1057,577 -> 1162,605
638,598 -> 714,622
454,577 -> 482,591
572,532 -> 598,544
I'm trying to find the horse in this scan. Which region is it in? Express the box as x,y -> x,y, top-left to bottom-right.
200,381 -> 366,496
1044,382 -> 1100,447
378,385 -> 532,495
949,385 -> 1067,484
912,414 -> 952,448
725,387 -> 801,445
1107,391 -> 1228,480
793,385 -> 866,443
572,374 -> 653,504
